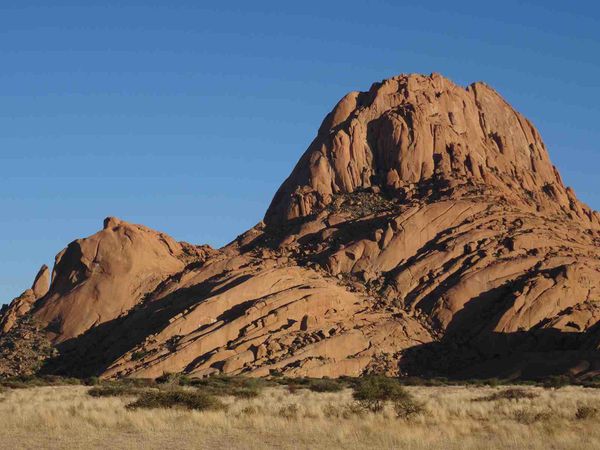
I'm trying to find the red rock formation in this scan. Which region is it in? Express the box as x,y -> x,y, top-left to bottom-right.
266,74 -> 599,228
1,265 -> 49,333
33,217 -> 214,342
1,73 -> 599,380
31,265 -> 50,299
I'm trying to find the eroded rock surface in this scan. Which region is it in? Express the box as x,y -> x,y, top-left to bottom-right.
265,73 -> 599,229
1,73 -> 599,379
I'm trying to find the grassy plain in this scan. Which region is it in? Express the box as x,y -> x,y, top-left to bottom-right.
0,382 -> 599,449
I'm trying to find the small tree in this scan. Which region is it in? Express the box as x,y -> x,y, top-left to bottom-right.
352,375 -> 411,413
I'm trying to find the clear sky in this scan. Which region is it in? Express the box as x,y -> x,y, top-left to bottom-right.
1,1 -> 599,302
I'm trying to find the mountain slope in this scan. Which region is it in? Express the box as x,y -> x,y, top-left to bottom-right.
2,73 -> 599,380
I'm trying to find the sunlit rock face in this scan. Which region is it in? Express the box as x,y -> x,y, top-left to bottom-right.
2,73 -> 599,380
266,73 -> 598,228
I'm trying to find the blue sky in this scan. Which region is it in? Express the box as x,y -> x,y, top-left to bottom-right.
1,1 -> 599,302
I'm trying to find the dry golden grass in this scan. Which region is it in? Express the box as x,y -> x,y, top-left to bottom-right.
0,384 -> 599,449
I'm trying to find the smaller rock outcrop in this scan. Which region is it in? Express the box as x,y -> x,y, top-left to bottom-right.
31,265 -> 50,299
0,265 -> 51,333
32,217 -> 213,343
0,264 -> 55,377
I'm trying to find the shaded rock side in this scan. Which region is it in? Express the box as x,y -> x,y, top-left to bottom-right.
0,315 -> 57,377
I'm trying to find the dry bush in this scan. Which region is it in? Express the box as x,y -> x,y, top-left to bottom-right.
278,403 -> 299,419
394,397 -> 425,420
322,402 -> 341,418
238,404 -> 264,416
341,402 -> 366,419
322,402 -> 365,419
576,405 -> 599,420
512,409 -> 553,424
287,384 -> 300,394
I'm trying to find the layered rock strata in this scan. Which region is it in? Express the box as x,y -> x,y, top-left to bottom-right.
2,73 -> 599,379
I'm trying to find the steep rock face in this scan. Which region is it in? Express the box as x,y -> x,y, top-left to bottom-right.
1,73 -> 599,380
265,73 -> 599,229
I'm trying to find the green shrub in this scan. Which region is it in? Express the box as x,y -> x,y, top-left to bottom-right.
485,378 -> 501,387
475,388 -> 538,402
0,380 -> 33,389
542,375 -> 571,389
83,376 -> 101,386
0,375 -> 81,389
352,376 -> 411,413
397,376 -> 425,386
126,390 -> 225,411
306,378 -> 345,393
41,375 -> 82,385
272,376 -> 297,386
273,377 -> 347,393
155,372 -> 182,385
119,378 -> 156,388
230,387 -> 260,399
187,375 -> 269,398
131,350 -> 150,361
88,386 -> 143,398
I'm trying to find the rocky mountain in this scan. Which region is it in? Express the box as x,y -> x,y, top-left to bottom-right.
2,73 -> 599,380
